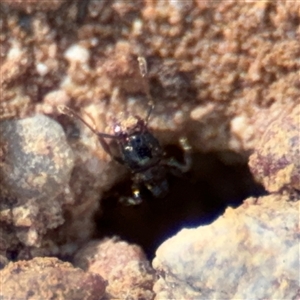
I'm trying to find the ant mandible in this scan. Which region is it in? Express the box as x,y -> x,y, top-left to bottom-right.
59,57 -> 191,205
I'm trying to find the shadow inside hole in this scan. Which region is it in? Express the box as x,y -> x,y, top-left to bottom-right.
94,151 -> 266,259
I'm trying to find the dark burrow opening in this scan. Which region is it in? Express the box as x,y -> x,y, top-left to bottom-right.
94,150 -> 266,259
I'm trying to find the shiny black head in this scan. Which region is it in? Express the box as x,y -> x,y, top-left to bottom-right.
115,120 -> 163,172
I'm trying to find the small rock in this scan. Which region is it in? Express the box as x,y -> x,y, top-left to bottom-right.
0,114 -> 74,201
74,238 -> 156,300
0,114 -> 74,246
64,44 -> 90,65
249,105 -> 300,192
0,257 -> 106,300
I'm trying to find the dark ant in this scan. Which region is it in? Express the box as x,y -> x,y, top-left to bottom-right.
58,57 -> 191,205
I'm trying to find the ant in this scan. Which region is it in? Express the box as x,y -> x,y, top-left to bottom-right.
58,57 -> 191,205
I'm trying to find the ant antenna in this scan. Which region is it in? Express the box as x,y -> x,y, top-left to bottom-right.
58,105 -> 98,136
58,105 -> 117,139
137,56 -> 154,123
58,105 -> 121,159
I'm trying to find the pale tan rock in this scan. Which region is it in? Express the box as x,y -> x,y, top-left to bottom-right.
153,194 -> 299,299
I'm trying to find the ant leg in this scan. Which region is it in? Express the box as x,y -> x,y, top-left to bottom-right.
119,182 -> 143,206
137,56 -> 154,124
58,105 -> 125,164
163,137 -> 192,173
179,137 -> 192,172
95,132 -> 124,165
138,56 -> 148,78
145,100 -> 154,124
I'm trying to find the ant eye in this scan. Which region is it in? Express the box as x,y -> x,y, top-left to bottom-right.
135,136 -> 141,144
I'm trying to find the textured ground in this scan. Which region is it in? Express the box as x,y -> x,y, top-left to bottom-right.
0,1 -> 299,299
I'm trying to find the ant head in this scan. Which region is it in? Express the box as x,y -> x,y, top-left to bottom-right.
112,115 -> 146,137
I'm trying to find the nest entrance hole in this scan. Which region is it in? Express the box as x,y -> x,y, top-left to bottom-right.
94,150 -> 266,258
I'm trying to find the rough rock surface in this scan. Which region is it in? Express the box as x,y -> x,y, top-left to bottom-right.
0,1 -> 299,298
0,113 -> 119,260
0,114 -> 74,203
153,194 -> 300,299
0,115 -> 74,250
0,257 -> 106,300
74,238 -> 155,300
0,1 -> 299,155
249,105 -> 300,193
1,0 -> 64,13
